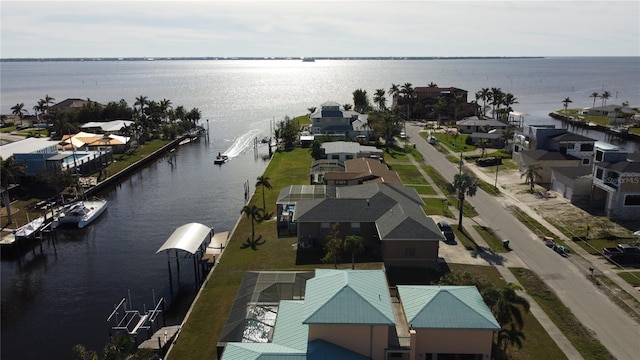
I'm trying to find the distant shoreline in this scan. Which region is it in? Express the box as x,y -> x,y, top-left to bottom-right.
0,56 -> 547,63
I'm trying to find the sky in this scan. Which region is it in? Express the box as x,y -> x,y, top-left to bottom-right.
1,0 -> 639,58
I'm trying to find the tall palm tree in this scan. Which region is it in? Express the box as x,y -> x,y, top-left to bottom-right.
427,82 -> 438,87
590,92 -> 599,108
343,103 -> 353,111
490,87 -> 503,118
600,91 -> 611,106
241,205 -> 265,242
501,93 -> 519,120
502,125 -> 515,151
562,97 -> 572,120
255,176 -> 272,211
373,89 -> 387,110
10,103 -> 26,122
388,83 -> 400,106
1,156 -> 26,225
400,83 -> 415,118
452,173 -> 478,230
479,88 -> 491,117
521,162 -> 542,192
134,95 -> 148,117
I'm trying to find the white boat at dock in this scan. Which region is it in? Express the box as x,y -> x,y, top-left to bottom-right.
14,216 -> 46,239
52,198 -> 108,229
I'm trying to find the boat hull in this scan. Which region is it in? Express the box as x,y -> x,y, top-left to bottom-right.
52,199 -> 108,229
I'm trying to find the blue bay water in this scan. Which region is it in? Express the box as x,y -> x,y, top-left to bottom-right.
1,57 -> 639,359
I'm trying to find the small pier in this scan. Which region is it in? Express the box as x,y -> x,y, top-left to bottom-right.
137,325 -> 181,353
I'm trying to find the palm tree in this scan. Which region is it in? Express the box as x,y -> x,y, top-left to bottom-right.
434,96 -> 448,128
400,83 -> 415,118
10,103 -> 26,127
134,95 -> 148,117
500,324 -> 526,352
1,156 -> 26,225
344,235 -> 364,269
600,91 -> 610,106
241,205 -> 265,242
373,89 -> 387,110
490,87 -> 503,118
562,97 -> 572,120
478,138 -> 490,158
307,107 -> 317,114
501,93 -> 519,120
388,84 -> 400,106
452,173 -> 478,230
521,162 -> 542,192
255,176 -> 272,211
590,92 -> 599,108
427,82 -> 438,87
502,125 -> 515,151
43,94 -> 55,115
479,88 -> 491,117
343,104 -> 353,111
33,99 -> 47,122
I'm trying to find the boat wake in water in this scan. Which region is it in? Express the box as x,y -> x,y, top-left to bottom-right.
222,128 -> 263,158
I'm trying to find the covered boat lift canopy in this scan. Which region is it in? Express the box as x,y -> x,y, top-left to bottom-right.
156,223 -> 214,289
156,223 -> 213,255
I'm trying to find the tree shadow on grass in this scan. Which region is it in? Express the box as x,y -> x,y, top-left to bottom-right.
240,235 -> 265,250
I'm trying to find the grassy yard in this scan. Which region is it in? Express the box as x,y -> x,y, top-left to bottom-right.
422,197 -> 454,218
100,140 -> 171,176
391,164 -> 429,185
422,165 -> 454,195
473,225 -> 508,253
429,132 -> 477,153
617,271 -> 640,286
512,268 -> 615,360
409,184 -> 438,195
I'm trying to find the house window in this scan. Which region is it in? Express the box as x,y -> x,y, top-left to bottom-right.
624,195 -> 640,206
335,180 -> 347,185
514,145 -> 519,153
351,222 -> 360,234
582,158 -> 590,165
580,143 -> 594,152
595,150 -> 604,162
405,248 -> 415,257
566,143 -> 575,149
595,168 -> 604,180
321,222 -> 331,229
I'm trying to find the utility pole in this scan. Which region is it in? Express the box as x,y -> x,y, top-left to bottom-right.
495,160 -> 499,188
459,152 -> 463,175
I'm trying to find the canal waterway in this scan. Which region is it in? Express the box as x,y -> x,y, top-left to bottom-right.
1,137 -> 270,359
1,57 -> 638,359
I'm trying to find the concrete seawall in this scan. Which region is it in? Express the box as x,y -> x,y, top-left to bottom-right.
83,136 -> 184,198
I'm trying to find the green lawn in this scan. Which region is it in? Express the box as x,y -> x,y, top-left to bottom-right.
409,184 -> 438,195
428,132 -> 477,153
422,165 -> 454,195
422,197 -> 454,218
618,271 -> 640,286
391,164 -> 429,185
512,268 -> 615,360
474,225 -> 507,253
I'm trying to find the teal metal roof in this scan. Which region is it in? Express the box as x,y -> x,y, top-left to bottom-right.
271,301 -> 308,351
398,285 -> 500,330
303,269 -> 394,325
221,343 -> 306,360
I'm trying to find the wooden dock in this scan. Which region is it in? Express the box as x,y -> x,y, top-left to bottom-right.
137,325 -> 181,352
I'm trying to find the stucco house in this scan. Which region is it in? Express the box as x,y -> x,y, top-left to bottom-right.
309,102 -> 370,139
219,269 -> 500,360
1,137 -> 60,176
456,117 -> 509,135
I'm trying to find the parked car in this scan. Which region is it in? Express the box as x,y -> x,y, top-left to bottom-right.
437,221 -> 455,243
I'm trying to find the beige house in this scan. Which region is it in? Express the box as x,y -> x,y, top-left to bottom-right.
220,269 -> 501,360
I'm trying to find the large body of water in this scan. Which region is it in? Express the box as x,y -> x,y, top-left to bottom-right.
1,57 -> 639,359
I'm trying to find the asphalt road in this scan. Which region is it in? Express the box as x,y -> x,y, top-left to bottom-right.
405,122 -> 639,360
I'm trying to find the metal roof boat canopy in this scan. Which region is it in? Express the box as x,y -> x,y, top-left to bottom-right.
156,222 -> 212,255
156,223 -> 214,290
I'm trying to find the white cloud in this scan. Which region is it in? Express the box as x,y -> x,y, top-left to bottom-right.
1,1 -> 638,57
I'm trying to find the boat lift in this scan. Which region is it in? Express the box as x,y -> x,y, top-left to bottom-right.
106,292 -> 166,341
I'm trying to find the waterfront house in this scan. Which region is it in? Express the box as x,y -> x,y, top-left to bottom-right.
219,269 -> 500,360
322,157 -> 402,186
50,98 -> 99,113
513,124 -> 596,185
81,120 -> 134,135
456,117 -> 509,135
291,183 -> 443,268
321,141 -> 384,162
309,102 -> 370,139
591,147 -> 640,220
584,104 -> 636,124
1,137 -> 60,176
